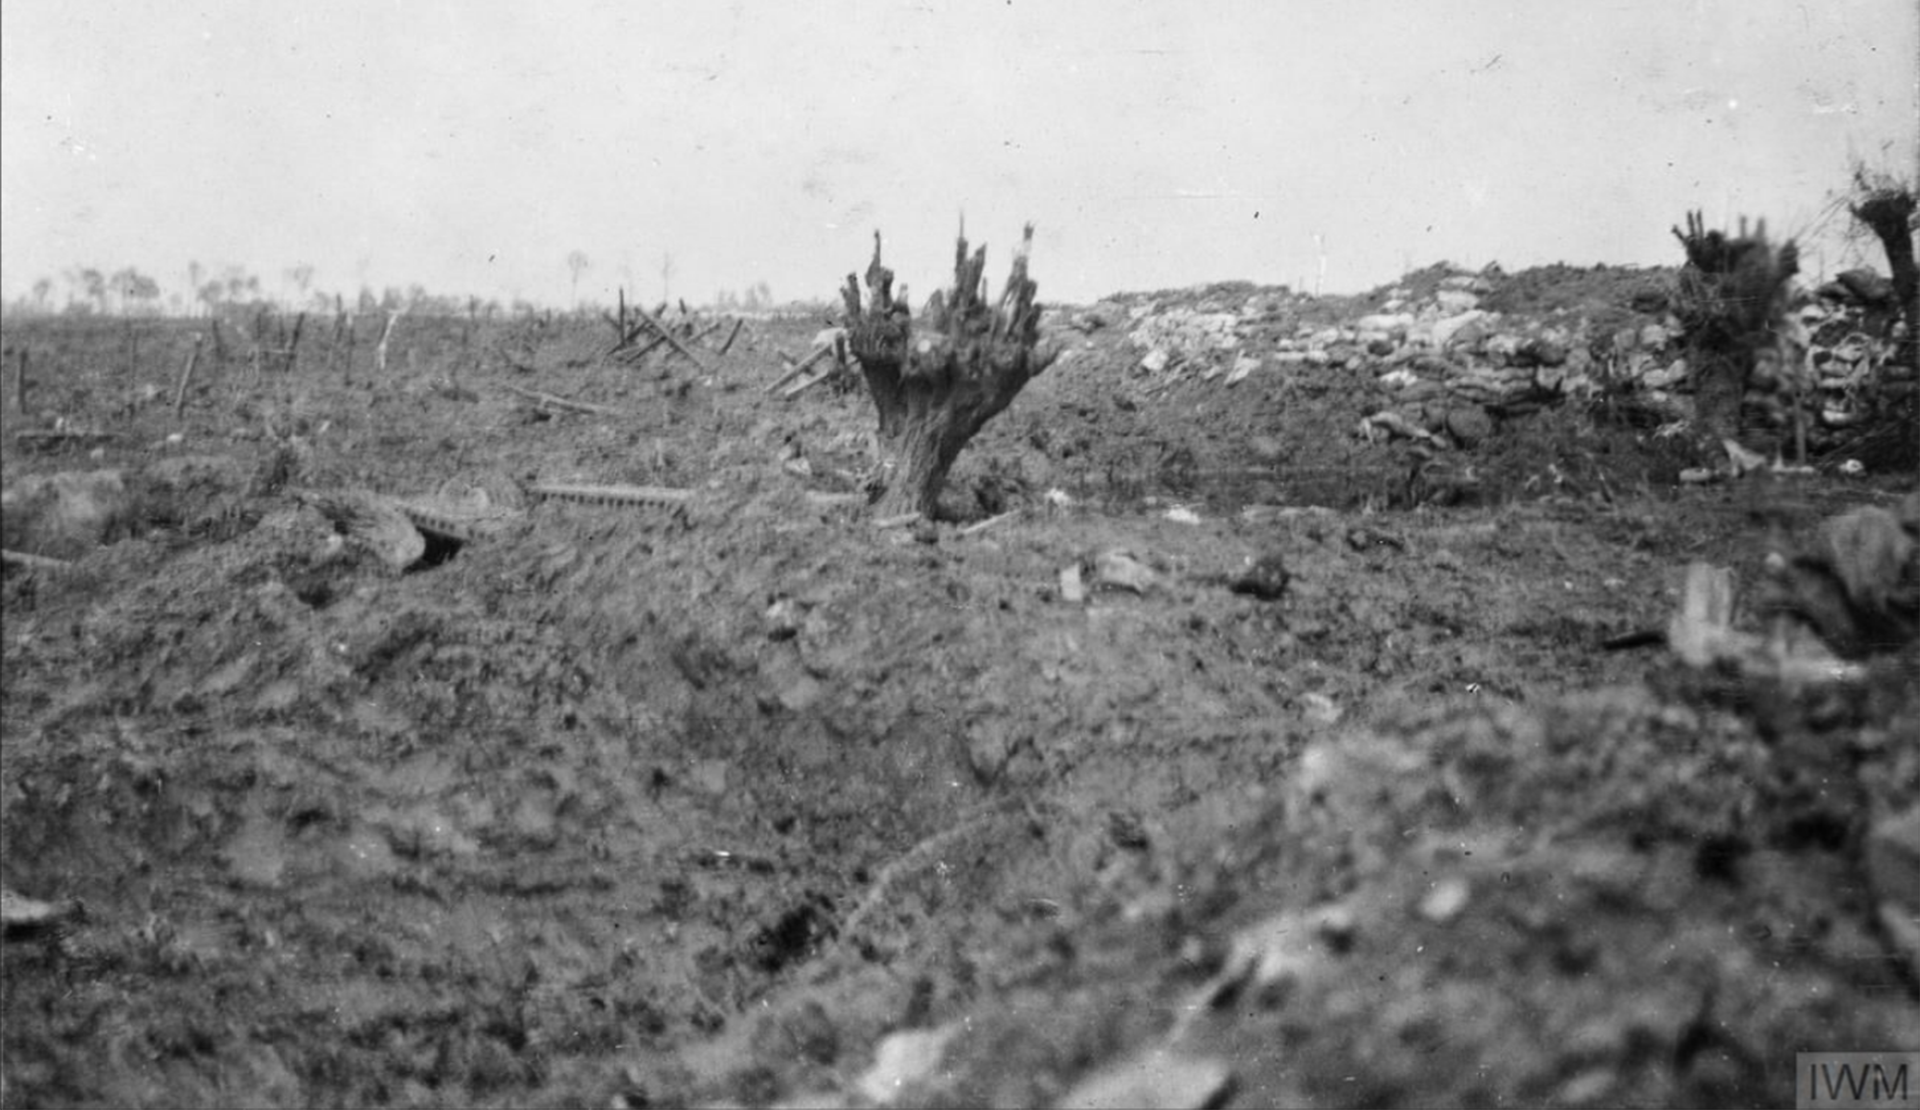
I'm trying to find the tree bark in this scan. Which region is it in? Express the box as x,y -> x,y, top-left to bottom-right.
842,226 -> 1059,519
1669,211 -> 1798,446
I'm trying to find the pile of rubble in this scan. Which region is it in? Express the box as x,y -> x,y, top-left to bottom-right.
1113,265 -> 1907,459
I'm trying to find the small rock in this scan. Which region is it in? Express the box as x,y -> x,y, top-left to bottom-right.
765,597 -> 801,641
1299,691 -> 1342,725
1866,805 -> 1920,912
1164,506 -> 1201,525
1224,354 -> 1260,385
1140,348 -> 1171,373
1876,901 -> 1920,983
0,888 -> 78,940
1093,549 -> 1157,594
1834,267 -> 1896,306
1057,1051 -> 1235,1110
1515,336 -> 1569,368
1418,876 -> 1471,923
1553,1068 -> 1619,1107
1229,553 -> 1291,601
856,1025 -> 960,1106
1445,405 -> 1494,449
1059,563 -> 1086,603
1431,309 -> 1491,350
1247,435 -> 1285,463
1638,323 -> 1670,349
1356,312 -> 1415,333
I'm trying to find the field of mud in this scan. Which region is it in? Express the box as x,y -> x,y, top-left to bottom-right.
2,264 -> 1916,1108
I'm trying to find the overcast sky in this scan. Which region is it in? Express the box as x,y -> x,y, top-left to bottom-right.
2,1 -> 1914,310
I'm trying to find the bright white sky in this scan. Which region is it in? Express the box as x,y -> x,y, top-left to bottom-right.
2,1 -> 1914,309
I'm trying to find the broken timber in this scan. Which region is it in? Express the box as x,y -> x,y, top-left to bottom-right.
503,384 -> 630,417
625,302 -> 709,372
297,480 -> 700,566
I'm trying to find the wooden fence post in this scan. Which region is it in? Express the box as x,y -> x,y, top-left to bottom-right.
173,334 -> 204,417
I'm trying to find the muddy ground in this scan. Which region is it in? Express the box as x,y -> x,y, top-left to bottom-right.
2,263 -> 1916,1108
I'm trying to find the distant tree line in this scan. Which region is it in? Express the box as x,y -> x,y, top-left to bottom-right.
4,259 -> 790,320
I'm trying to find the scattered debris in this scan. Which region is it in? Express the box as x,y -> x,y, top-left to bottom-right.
503,384 -> 629,417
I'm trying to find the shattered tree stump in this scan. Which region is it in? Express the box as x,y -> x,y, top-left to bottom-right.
1849,181 -> 1919,468
842,226 -> 1059,519
1850,183 -> 1918,341
1670,211 -> 1798,446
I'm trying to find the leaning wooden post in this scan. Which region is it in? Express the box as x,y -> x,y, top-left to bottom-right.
284,312 -> 306,375
718,317 -> 745,355
173,334 -> 204,417
341,306 -> 357,383
375,309 -> 402,375
13,348 -> 27,414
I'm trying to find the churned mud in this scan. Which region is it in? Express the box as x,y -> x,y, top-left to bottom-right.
3,264 -> 1914,1107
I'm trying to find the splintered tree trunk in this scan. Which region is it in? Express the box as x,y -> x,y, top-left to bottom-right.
842,226 -> 1059,519
1669,211 -> 1799,447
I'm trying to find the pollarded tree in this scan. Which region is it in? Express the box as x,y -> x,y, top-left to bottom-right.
1845,171 -> 1918,468
1669,211 -> 1798,446
841,225 -> 1060,519
566,251 -> 591,308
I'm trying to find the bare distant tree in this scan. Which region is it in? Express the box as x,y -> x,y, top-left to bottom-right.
286,264 -> 316,307
72,268 -> 107,315
30,278 -> 52,312
566,251 -> 591,307
222,266 -> 261,307
111,268 -> 161,315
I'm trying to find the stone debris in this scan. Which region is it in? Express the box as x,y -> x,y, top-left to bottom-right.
1110,262 -> 1906,455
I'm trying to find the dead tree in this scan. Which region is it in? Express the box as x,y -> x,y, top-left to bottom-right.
842,225 -> 1059,518
1850,180 -> 1918,341
1669,211 -> 1798,446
